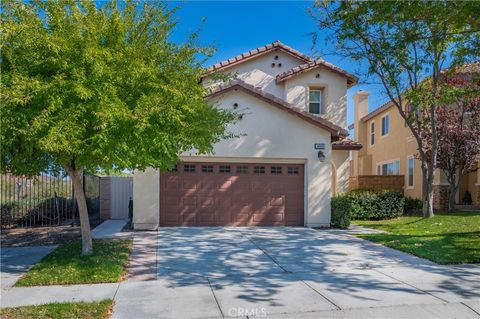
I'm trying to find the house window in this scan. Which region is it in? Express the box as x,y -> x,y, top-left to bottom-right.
381,114 -> 390,136
309,89 -> 323,114
370,122 -> 375,146
254,166 -> 265,174
271,166 -> 282,174
219,165 -> 231,173
407,156 -> 414,188
236,165 -> 248,174
183,164 -> 196,173
171,165 -> 178,172
377,160 -> 400,176
201,165 -> 213,173
287,167 -> 299,175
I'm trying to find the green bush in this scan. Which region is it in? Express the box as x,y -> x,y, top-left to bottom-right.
331,195 -> 351,229
404,196 -> 423,212
349,189 -> 405,220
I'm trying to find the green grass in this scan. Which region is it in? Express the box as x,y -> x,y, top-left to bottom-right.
0,300 -> 113,319
353,211 -> 480,264
15,239 -> 131,286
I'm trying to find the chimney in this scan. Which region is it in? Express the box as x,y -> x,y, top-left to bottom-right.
353,90 -> 370,142
352,90 -> 370,177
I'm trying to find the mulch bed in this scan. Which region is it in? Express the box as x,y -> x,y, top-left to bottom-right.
1,220 -> 102,247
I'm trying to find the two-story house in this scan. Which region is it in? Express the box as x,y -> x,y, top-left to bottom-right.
132,41 -> 361,229
351,84 -> 480,209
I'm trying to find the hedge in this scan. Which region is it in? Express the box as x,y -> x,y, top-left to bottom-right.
404,196 -> 423,212
349,189 -> 405,220
331,196 -> 351,229
330,189 -> 405,227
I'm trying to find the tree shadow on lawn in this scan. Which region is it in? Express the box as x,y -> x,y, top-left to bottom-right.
360,231 -> 480,264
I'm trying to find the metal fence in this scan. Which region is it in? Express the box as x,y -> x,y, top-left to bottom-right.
0,172 -> 100,229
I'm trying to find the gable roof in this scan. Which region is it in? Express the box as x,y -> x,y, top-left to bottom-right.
207,79 -> 348,138
362,100 -> 396,122
276,59 -> 358,88
203,41 -> 313,77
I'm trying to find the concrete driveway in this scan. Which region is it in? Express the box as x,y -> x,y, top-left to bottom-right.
113,227 -> 480,319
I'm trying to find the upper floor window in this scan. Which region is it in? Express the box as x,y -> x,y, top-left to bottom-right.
370,122 -> 375,146
309,89 -> 323,114
407,156 -> 415,188
381,114 -> 390,136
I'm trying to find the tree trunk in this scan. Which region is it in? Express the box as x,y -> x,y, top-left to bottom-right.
448,183 -> 458,212
421,164 -> 435,218
65,166 -> 93,255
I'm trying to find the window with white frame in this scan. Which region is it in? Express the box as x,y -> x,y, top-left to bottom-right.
407,156 -> 414,188
377,159 -> 400,176
381,114 -> 390,136
370,122 -> 375,146
309,88 -> 323,114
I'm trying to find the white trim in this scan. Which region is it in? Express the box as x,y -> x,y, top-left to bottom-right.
381,113 -> 390,137
376,158 -> 400,176
407,155 -> 415,189
307,86 -> 326,115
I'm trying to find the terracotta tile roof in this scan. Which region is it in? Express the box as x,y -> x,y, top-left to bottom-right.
207,79 -> 348,138
203,41 -> 313,77
332,138 -> 363,150
276,59 -> 358,88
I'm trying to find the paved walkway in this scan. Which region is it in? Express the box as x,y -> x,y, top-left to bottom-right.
92,219 -> 132,239
1,227 -> 479,319
0,246 -> 56,289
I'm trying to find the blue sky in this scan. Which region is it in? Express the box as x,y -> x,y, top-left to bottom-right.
168,1 -> 389,128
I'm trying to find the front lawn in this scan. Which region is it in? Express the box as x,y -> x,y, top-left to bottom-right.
0,300 -> 113,319
16,239 -> 131,286
354,211 -> 480,264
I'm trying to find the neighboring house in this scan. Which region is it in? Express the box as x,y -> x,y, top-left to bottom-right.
351,84 -> 480,209
132,40 -> 361,229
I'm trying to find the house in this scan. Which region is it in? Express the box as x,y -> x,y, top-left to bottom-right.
132,40 -> 361,229
351,82 -> 480,209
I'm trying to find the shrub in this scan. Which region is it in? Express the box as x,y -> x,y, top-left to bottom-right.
331,195 -> 351,229
349,189 -> 405,220
404,196 -> 423,212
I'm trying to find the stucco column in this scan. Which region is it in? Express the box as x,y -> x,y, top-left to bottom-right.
353,90 -> 370,176
133,167 -> 160,230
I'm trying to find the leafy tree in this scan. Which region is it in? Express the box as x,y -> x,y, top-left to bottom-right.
311,1 -> 480,217
424,66 -> 480,211
1,0 -> 234,254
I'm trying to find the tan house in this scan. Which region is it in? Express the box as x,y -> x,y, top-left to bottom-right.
132,41 -> 362,230
351,90 -> 480,209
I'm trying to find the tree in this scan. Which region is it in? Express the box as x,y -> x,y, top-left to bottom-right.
1,1 -> 235,254
311,1 -> 480,217
427,67 -> 480,211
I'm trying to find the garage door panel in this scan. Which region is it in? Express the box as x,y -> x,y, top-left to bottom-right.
160,162 -> 304,227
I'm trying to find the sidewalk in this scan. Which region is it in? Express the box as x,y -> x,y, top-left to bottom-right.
92,219 -> 132,239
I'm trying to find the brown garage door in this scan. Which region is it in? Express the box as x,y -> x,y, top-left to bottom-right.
160,162 -> 304,226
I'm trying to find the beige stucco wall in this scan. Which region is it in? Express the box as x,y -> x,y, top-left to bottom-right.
284,68 -> 348,128
353,99 -> 480,202
133,90 -> 335,228
332,150 -> 350,195
133,167 -> 159,230
354,103 -> 422,198
203,51 -> 302,99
